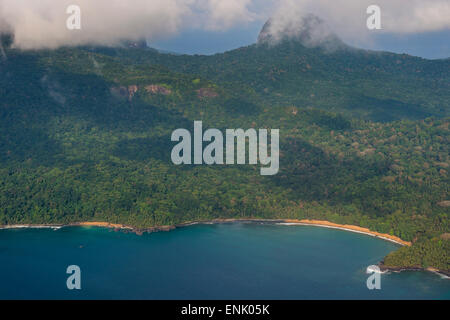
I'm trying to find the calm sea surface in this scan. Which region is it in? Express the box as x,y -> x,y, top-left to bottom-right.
0,223 -> 448,299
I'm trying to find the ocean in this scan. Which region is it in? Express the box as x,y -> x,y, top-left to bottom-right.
0,223 -> 448,299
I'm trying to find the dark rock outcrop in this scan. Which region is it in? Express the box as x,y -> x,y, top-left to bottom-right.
257,14 -> 347,51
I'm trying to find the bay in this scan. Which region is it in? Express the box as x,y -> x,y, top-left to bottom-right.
0,223 -> 448,299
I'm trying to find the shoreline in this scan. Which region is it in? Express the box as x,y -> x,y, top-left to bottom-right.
0,218 -> 411,245
2,218 -> 448,278
378,264 -> 450,279
278,219 -> 411,246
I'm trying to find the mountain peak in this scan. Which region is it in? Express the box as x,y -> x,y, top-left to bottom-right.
0,33 -> 13,48
257,14 -> 346,50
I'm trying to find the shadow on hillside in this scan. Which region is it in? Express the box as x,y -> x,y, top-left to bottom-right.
113,135 -> 173,163
0,52 -> 63,166
347,95 -> 434,122
268,137 -> 393,215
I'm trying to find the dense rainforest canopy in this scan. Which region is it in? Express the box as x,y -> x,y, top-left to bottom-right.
0,30 -> 448,272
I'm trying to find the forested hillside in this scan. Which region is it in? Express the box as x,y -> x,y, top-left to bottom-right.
94,39 -> 450,122
0,30 -> 448,272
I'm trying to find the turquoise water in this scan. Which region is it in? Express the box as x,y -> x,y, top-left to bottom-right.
0,223 -> 448,299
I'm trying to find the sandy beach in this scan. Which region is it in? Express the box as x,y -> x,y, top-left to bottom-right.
0,218 -> 411,246
279,219 -> 411,246
72,221 -> 133,229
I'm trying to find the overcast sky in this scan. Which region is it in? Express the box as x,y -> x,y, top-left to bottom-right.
0,0 -> 449,58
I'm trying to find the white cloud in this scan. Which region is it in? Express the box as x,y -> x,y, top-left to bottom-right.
0,0 -> 449,49
203,0 -> 256,30
0,0 -> 256,49
267,0 -> 450,45
389,1 -> 450,33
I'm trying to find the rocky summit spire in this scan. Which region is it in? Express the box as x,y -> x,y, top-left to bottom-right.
0,33 -> 14,48
257,14 -> 346,50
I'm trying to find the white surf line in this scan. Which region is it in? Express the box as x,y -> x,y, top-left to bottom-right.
0,224 -> 63,230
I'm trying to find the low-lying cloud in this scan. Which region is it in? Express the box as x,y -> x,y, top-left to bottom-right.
268,0 -> 450,45
0,0 -> 449,50
0,0 -> 256,49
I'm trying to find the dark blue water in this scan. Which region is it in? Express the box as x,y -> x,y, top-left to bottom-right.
0,223 -> 448,299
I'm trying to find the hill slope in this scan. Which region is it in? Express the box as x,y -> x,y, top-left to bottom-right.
91,20 -> 450,123
0,30 -> 449,272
